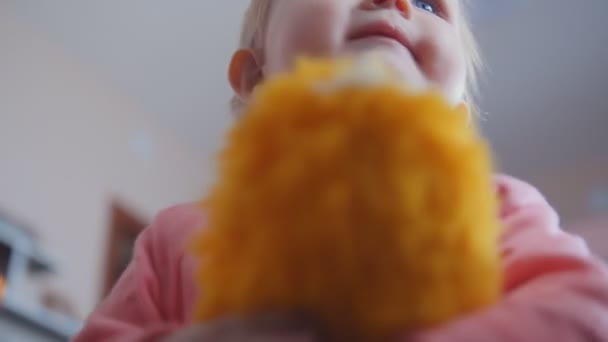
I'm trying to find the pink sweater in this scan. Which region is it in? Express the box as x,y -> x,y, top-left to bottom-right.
73,175 -> 608,341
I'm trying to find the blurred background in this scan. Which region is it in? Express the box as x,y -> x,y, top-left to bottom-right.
0,0 -> 606,340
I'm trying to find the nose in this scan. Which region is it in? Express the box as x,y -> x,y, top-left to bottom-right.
366,0 -> 411,18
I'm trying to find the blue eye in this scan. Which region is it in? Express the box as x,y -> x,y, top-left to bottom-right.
412,0 -> 436,14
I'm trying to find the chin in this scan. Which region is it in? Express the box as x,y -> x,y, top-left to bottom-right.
375,52 -> 428,90
342,46 -> 426,90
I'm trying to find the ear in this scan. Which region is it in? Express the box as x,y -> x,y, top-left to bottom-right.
228,49 -> 263,102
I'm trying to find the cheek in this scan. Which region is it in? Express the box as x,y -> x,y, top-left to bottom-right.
415,25 -> 467,102
264,1 -> 347,75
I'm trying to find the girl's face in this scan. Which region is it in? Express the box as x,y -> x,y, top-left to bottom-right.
262,0 -> 466,104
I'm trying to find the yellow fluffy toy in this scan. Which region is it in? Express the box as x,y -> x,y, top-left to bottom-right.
193,58 -> 502,340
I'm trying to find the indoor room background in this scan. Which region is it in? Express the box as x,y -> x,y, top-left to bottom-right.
1,1 -> 606,340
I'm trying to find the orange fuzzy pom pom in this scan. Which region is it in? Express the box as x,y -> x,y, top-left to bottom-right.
193,58 -> 502,340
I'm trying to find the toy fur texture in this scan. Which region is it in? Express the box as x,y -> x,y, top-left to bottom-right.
193,58 -> 502,340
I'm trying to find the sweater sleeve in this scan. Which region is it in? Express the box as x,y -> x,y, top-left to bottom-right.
72,204 -> 205,342
411,175 -> 608,342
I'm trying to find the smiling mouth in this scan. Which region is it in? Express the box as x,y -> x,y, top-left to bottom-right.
347,21 -> 411,50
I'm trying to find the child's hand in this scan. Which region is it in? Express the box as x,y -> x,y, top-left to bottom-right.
162,314 -> 326,342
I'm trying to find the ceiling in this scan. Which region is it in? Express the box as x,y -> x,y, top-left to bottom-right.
6,0 -> 608,178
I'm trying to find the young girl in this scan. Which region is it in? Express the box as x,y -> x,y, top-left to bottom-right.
74,1 -> 608,341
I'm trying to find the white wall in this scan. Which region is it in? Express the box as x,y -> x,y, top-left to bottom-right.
0,6 -> 211,317
522,161 -> 608,225
569,218 -> 608,260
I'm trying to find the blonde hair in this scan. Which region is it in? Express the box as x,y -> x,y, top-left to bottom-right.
232,0 -> 481,114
